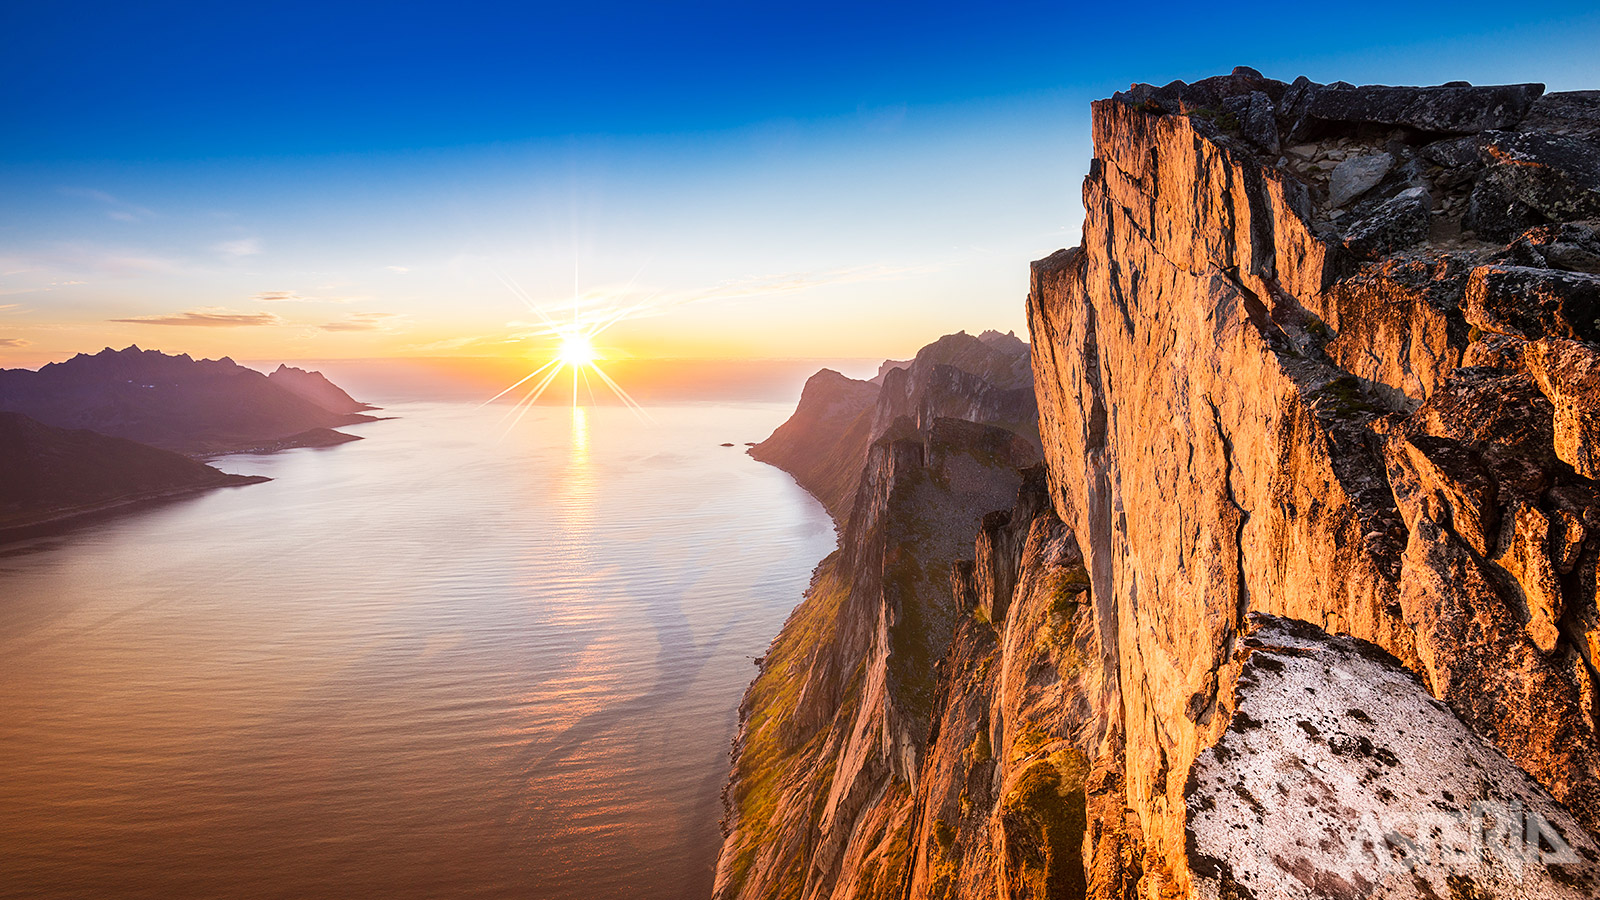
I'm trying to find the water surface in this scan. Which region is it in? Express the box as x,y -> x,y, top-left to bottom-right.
0,402 -> 832,900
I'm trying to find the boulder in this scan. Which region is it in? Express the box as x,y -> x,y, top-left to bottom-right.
1463,264 -> 1600,343
1519,90 -> 1600,138
1290,81 -> 1545,139
1342,187 -> 1431,258
1188,616 -> 1600,900
1466,131 -> 1600,241
1329,151 -> 1394,206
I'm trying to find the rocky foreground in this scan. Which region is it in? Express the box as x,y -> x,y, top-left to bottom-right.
719,71 -> 1600,899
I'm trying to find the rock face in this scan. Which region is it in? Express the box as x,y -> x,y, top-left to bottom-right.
0,346 -> 376,455
748,369 -> 882,522
718,70 -> 1600,900
1030,70 -> 1600,896
748,332 -> 1036,526
0,411 -> 267,539
1189,616 -> 1600,900
716,333 -> 1041,900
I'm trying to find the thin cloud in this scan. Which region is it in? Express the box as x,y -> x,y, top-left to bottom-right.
0,338 -> 30,348
253,290 -> 353,304
214,238 -> 262,258
385,266 -> 410,274
61,187 -> 155,223
110,309 -> 283,327
318,312 -> 398,333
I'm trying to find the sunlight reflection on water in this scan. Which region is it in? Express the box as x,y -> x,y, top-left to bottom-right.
0,402 -> 833,900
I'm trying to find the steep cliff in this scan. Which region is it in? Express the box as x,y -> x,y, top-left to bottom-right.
1029,69 -> 1600,897
749,332 -> 1037,527
718,332 -> 1040,900
720,70 -> 1600,900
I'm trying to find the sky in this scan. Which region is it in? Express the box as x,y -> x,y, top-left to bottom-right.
4,1 -> 1600,368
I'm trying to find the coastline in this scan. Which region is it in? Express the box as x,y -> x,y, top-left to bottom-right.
0,477 -> 271,547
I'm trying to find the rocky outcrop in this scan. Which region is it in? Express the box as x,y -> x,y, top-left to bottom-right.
0,346 -> 376,455
720,69 -> 1600,900
716,334 -> 1040,900
1029,69 -> 1600,896
0,411 -> 267,540
749,369 -> 882,522
748,333 -> 1036,527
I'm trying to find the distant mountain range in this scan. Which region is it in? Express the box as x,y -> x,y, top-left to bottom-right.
0,346 -> 378,456
0,346 -> 376,541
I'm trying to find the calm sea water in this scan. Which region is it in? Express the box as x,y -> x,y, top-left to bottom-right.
0,401 -> 834,900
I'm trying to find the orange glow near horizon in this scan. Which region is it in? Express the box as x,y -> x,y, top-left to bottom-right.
485,281 -> 651,426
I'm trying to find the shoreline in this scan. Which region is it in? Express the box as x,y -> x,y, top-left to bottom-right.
0,477 -> 270,547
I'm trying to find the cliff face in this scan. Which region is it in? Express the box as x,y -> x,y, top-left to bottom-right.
748,332 -> 1037,527
717,333 -> 1041,900
721,70 -> 1600,900
1029,70 -> 1600,896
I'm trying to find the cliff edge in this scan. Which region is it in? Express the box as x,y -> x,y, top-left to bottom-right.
1030,68 -> 1600,897
719,69 -> 1600,900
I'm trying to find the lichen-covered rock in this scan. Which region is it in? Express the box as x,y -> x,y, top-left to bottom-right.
1329,151 -> 1393,206
1465,265 -> 1600,342
1341,187 -> 1431,257
1189,615 -> 1600,899
1286,80 -> 1544,139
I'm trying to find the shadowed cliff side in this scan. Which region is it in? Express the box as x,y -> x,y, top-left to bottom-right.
749,369 -> 881,523
748,331 -> 1038,528
718,333 -> 1041,900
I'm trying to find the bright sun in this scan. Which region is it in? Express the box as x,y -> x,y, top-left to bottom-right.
557,332 -> 598,368
486,281 -> 649,419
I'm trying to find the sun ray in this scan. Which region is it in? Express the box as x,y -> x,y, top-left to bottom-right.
481,357 -> 559,407
589,361 -> 653,422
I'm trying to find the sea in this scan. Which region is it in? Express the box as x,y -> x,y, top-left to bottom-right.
0,395 -> 838,899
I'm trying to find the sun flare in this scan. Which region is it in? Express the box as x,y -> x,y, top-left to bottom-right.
486,280 -> 653,423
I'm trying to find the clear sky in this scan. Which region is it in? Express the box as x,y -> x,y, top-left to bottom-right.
4,1 -> 1599,368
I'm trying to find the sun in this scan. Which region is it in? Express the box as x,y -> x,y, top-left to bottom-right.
484,282 -> 651,421
557,332 -> 599,369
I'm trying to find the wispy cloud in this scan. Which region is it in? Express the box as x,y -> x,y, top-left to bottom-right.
110,308 -> 283,327
0,338 -> 30,348
214,238 -> 261,258
253,290 -> 354,304
318,312 -> 398,333
501,262 -> 942,339
62,187 -> 155,223
385,266 -> 410,274
405,335 -> 507,353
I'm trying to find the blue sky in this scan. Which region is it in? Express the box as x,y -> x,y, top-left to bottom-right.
4,1 -> 1600,365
